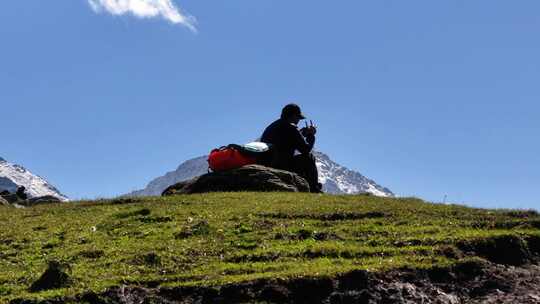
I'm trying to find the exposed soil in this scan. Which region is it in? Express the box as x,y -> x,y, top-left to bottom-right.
11,261 -> 540,304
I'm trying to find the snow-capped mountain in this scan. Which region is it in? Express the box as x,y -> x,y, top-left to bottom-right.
313,152 -> 393,196
128,152 -> 393,197
0,157 -> 69,201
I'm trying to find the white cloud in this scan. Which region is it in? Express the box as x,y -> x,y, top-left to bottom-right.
88,0 -> 196,31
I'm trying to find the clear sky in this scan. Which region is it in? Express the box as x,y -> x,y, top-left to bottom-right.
1,1 -> 539,210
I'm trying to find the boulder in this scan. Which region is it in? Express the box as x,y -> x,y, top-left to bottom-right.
29,261 -> 72,292
26,195 -> 62,206
0,196 -> 10,207
162,164 -> 310,196
1,193 -> 21,204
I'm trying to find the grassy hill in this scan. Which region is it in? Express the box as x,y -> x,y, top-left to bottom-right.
1,193 -> 539,303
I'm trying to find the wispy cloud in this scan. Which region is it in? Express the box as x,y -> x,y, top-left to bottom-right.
87,0 -> 196,31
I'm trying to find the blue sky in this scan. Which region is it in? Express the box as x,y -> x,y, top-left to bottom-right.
1,1 -> 539,209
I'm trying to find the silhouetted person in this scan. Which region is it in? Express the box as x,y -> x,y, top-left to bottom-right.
261,104 -> 322,193
16,186 -> 27,200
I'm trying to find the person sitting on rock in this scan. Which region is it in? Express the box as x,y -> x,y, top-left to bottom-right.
16,186 -> 28,200
261,103 -> 322,193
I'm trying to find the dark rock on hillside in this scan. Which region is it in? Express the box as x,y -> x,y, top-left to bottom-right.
29,261 -> 72,292
162,165 -> 310,196
27,195 -> 62,206
1,193 -> 22,204
0,196 -> 9,206
0,192 -> 62,208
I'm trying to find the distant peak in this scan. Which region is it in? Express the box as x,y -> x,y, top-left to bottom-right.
0,157 -> 5,162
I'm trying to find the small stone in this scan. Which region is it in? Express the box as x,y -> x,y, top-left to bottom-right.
29,261 -> 72,292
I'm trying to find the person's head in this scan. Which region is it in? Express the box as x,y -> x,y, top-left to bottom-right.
280,103 -> 306,125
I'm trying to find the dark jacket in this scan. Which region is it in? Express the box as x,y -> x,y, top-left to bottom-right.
260,119 -> 315,170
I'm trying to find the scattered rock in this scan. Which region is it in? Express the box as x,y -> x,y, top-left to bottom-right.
0,196 -> 10,207
29,261 -> 72,292
162,165 -> 310,195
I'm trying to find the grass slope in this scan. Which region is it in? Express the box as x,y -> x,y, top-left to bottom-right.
0,193 -> 539,302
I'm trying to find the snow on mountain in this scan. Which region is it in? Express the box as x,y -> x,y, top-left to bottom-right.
128,152 -> 393,197
313,151 -> 393,196
0,158 -> 69,201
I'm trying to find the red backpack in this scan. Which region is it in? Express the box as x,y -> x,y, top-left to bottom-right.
208,145 -> 257,172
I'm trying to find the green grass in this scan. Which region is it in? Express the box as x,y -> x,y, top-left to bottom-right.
0,192 -> 539,302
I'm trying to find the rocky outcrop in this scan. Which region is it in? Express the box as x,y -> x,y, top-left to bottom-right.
162,165 -> 310,196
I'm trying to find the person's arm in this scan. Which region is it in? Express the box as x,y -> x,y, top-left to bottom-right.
293,127 -> 315,154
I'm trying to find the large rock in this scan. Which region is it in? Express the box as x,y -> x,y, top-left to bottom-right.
0,196 -> 10,207
1,193 -> 21,204
27,195 -> 62,206
162,165 -> 310,196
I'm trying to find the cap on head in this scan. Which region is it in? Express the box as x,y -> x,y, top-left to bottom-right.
281,103 -> 306,120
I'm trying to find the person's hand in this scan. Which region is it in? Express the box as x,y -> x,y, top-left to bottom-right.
309,120 -> 317,136
301,120 -> 317,136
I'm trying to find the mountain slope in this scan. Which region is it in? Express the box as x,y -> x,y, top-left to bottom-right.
129,152 -> 393,197
0,157 -> 69,201
2,193 -> 540,303
314,151 -> 393,196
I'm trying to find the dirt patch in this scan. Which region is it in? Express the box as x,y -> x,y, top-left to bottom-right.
527,235 -> 540,257
12,261 -> 540,304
